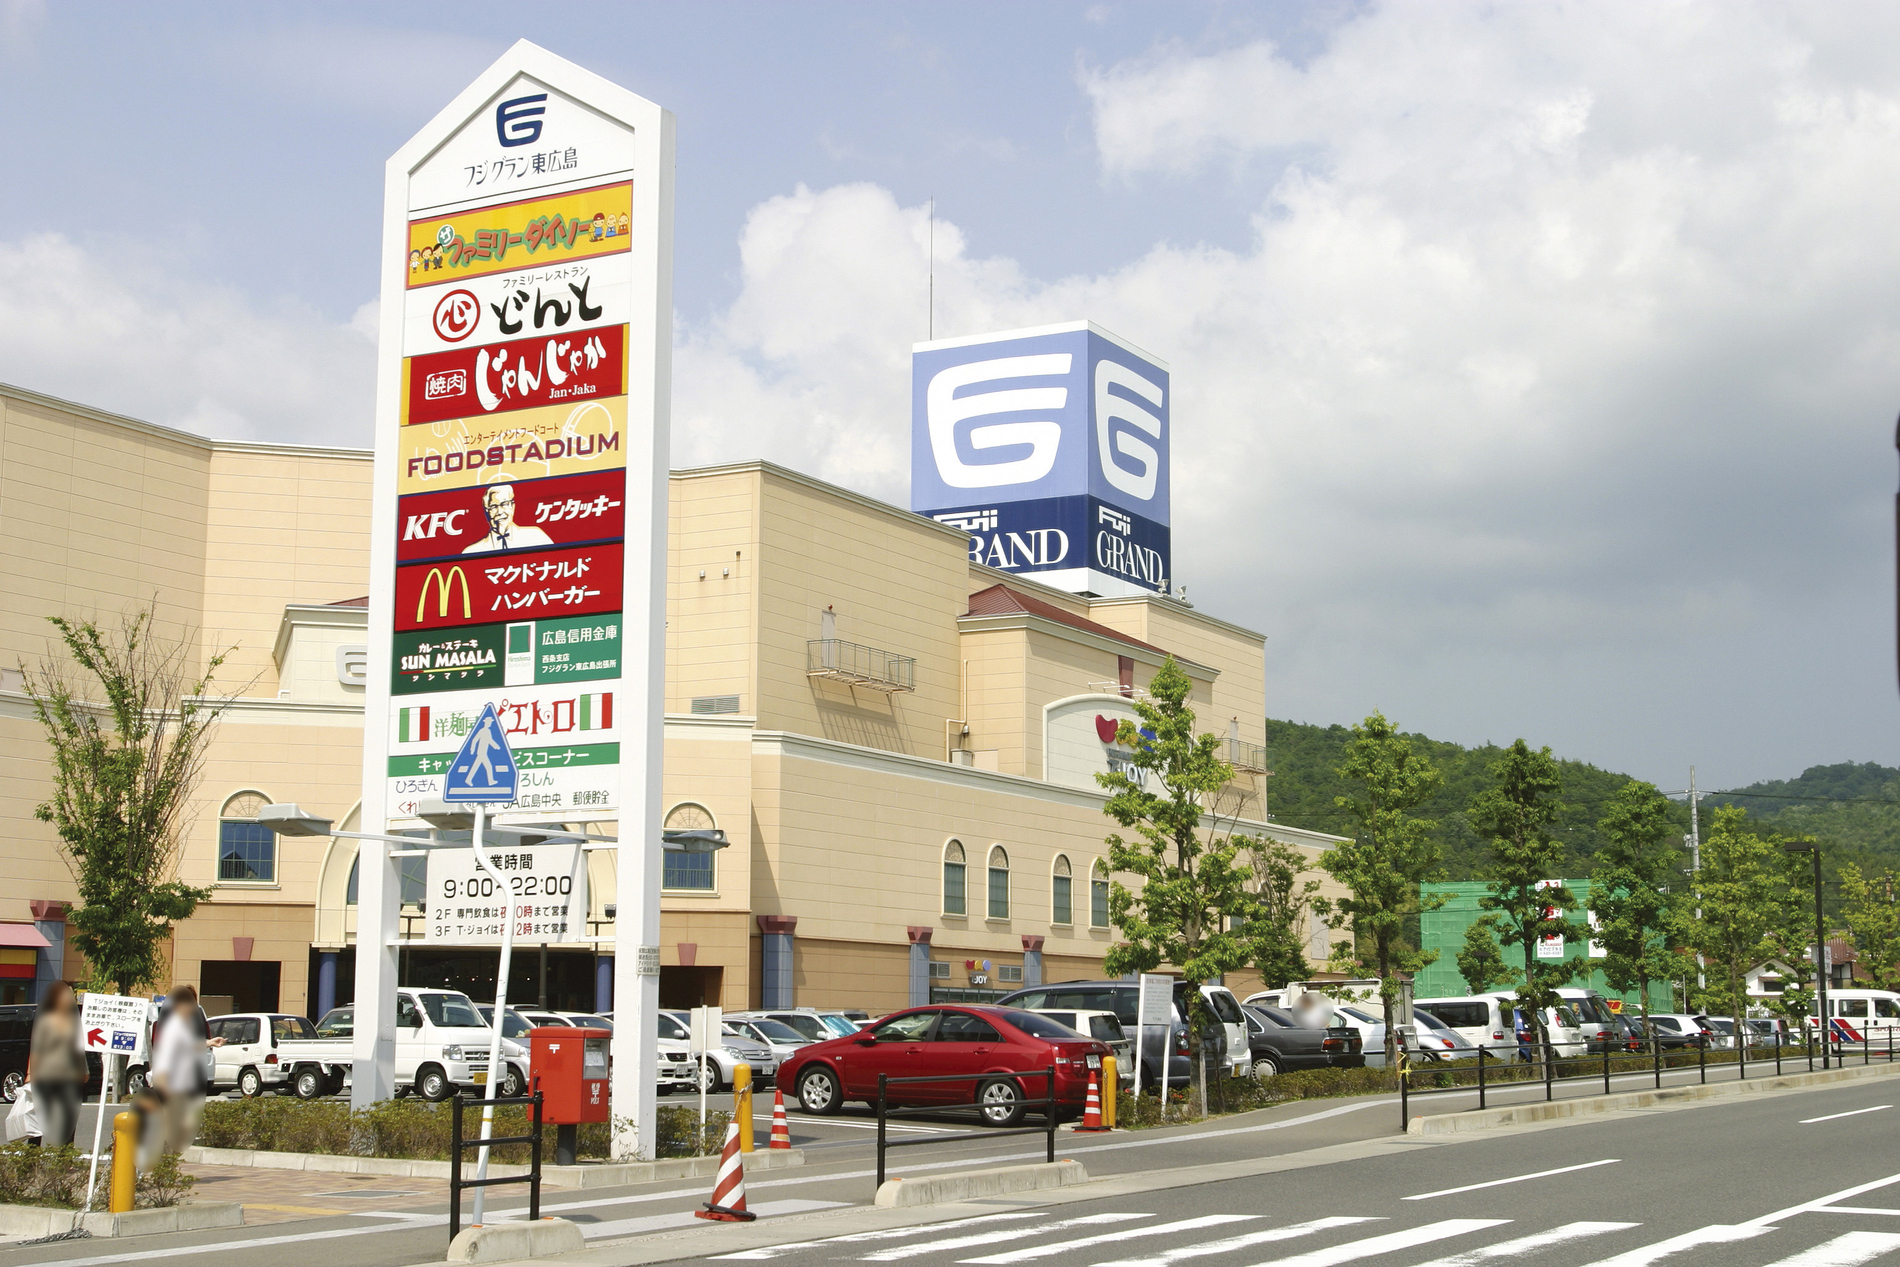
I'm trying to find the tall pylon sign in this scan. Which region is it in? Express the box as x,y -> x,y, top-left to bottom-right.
359,39 -> 673,1160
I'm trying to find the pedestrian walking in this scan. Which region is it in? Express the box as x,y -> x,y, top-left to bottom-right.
26,981 -> 85,1147
151,983 -> 221,1155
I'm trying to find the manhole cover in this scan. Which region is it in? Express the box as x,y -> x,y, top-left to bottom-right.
308,1189 -> 421,1199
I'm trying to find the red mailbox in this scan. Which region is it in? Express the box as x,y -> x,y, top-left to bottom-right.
530,1026 -> 610,1124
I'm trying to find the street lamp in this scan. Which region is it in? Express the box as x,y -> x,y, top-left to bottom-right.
1783,842 -> 1827,1069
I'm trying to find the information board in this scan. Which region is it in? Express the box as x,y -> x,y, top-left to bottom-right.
425,841 -> 587,944
79,993 -> 150,1059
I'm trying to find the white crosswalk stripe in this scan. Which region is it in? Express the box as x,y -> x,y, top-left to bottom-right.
713,1211 -> 1048,1259
1585,1223 -> 1774,1267
1089,1217 -> 1383,1267
1231,1219 -> 1511,1267
1756,1231 -> 1900,1266
1402,1221 -> 1639,1267
961,1216 -> 1257,1265
862,1214 -> 1151,1262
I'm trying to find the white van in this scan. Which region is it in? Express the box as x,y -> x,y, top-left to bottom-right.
294,988 -> 529,1100
1484,992 -> 1587,1059
1414,996 -> 1513,1055
1818,989 -> 1900,1042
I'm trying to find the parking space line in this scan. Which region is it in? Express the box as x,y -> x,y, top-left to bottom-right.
1402,1158 -> 1618,1200
1799,1104 -> 1890,1124
1403,1221 -> 1638,1267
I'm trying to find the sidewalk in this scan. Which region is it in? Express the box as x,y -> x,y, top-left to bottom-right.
180,1161 -> 447,1225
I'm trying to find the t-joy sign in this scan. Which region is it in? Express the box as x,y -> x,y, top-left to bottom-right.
911,322 -> 1171,597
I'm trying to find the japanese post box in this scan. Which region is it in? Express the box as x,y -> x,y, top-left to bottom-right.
530,1026 -> 610,1124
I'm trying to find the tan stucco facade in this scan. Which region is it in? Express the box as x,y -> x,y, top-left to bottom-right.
0,383 -> 1341,1018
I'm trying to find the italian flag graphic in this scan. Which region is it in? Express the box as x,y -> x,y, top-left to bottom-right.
578,693 -> 613,730
396,706 -> 431,743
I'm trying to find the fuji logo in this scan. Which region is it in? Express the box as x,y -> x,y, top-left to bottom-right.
1094,715 -> 1120,744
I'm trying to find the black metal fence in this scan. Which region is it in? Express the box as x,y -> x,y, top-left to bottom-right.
448,1092 -> 544,1244
875,1067 -> 1059,1192
1398,1028 -> 1899,1131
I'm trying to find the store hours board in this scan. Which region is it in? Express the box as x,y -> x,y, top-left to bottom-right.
425,841 -> 588,944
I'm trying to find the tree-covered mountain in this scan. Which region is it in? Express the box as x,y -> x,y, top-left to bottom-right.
1261,720 -> 1900,891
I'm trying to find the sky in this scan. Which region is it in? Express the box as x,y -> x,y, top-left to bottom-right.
1,0 -> 1896,793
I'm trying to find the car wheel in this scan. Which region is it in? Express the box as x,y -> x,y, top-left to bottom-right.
416,1065 -> 452,1102
238,1067 -> 263,1099
1250,1056 -> 1280,1080
977,1077 -> 1025,1127
797,1065 -> 842,1115
0,1070 -> 21,1103
697,1062 -> 723,1094
125,1066 -> 149,1095
294,1068 -> 327,1100
500,1065 -> 527,1099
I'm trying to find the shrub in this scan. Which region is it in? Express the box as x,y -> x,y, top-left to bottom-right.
0,1143 -> 85,1208
136,1153 -> 196,1208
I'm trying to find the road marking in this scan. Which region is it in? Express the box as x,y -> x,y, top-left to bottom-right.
714,1212 -> 1047,1259
1800,1104 -> 1890,1123
1403,1221 -> 1639,1266
1748,1169 -> 1900,1224
1233,1219 -> 1510,1267
863,1214 -> 1150,1262
1817,1207 -> 1900,1216
1089,1217 -> 1382,1267
6,1215 -> 440,1267
1586,1224 -> 1772,1267
1757,1231 -> 1900,1265
1402,1158 -> 1619,1200
568,1198 -> 847,1240
963,1215 -> 1256,1264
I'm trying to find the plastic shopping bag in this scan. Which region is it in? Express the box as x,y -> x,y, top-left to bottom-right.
4,1085 -> 38,1142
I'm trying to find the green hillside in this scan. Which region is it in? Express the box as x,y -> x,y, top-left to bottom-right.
1259,720 -> 1900,888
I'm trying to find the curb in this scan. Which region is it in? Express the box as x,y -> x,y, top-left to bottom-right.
0,1200 -> 245,1240
874,1160 -> 1089,1208
1407,1059 -> 1900,1135
449,1216 -> 585,1263
179,1145 -> 802,1186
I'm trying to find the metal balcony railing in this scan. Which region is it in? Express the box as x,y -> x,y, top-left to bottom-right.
806,639 -> 916,694
1225,737 -> 1269,774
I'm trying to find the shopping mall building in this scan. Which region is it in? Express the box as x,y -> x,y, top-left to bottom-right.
0,379 -> 1343,1018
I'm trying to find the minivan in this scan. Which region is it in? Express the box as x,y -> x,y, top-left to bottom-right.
997,980 -> 1246,1086
1414,996 -> 1513,1055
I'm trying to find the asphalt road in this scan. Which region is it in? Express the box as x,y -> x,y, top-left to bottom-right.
12,1058 -> 1894,1267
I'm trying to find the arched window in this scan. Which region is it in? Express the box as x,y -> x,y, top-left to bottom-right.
1091,860 -> 1111,928
218,791 -> 276,883
987,846 -> 1010,920
663,803 -> 717,891
1051,855 -> 1073,925
943,841 -> 966,916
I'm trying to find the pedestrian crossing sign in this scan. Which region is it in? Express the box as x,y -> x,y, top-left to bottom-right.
442,702 -> 518,803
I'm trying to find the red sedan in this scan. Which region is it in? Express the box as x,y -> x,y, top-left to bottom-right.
773,1005 -> 1111,1126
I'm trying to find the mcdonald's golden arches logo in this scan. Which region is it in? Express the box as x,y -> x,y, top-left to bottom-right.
416,566 -> 472,621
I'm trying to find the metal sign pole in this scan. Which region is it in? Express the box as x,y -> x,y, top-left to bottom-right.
82,1054 -> 115,1211
470,801 -> 520,1227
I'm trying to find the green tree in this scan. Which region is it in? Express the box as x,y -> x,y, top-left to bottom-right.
1098,658 -> 1256,1117
1314,712 -> 1444,1064
1592,780 -> 1683,1024
1685,806 -> 1781,1046
1839,863 -> 1900,991
21,606 -> 230,996
1472,740 -> 1575,1054
1456,915 -> 1513,994
1238,837 -> 1322,990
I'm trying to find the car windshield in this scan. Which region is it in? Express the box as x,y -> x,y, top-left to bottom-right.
1414,1010 -> 1449,1031
315,1008 -> 354,1038
271,1016 -> 316,1041
1249,1005 -> 1298,1028
1708,1018 -> 1735,1033
818,1016 -> 858,1037
567,1015 -> 612,1030
658,1014 -> 689,1041
487,1009 -> 531,1038
1001,1009 -> 1080,1039
747,1019 -> 806,1042
419,993 -> 484,1028
1340,1007 -> 1379,1025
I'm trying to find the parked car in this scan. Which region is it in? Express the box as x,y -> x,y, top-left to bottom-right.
725,1016 -> 815,1070
662,1009 -> 777,1090
654,1009 -> 698,1094
1240,1004 -> 1362,1077
1552,989 -> 1627,1055
1646,1013 -> 1713,1050
1023,1008 -> 1133,1069
287,990 -> 528,1101
1332,1005 -> 1391,1067
773,1004 -> 1109,1126
1414,996 -> 1513,1056
1494,997 -> 1587,1058
998,979 -> 1231,1087
1747,1017 -> 1795,1048
734,1010 -> 839,1044
559,1013 -> 613,1029
517,1010 -> 574,1028
0,1005 -> 103,1102
1411,1008 -> 1481,1061
203,1012 -> 319,1098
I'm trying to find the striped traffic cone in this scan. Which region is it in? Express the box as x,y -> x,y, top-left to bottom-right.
694,1120 -> 756,1222
768,1088 -> 793,1149
1074,1069 -> 1109,1132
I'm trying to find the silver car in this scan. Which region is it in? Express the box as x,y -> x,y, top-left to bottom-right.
659,1010 -> 778,1090
724,1016 -> 814,1068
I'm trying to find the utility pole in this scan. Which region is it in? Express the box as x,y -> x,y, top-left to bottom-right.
1689,767 -> 1704,994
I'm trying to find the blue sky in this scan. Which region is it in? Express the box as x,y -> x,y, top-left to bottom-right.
3,1 -> 1898,794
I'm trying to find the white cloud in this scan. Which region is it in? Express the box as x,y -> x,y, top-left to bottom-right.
0,233 -> 374,446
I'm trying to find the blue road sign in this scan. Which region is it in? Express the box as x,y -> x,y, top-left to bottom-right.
442,703 -> 519,803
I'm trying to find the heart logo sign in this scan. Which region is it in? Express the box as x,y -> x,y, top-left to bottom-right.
1094,715 -> 1120,744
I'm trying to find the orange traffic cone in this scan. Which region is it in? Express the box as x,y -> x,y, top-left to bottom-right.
1075,1069 -> 1109,1132
694,1120 -> 756,1222
768,1088 -> 793,1150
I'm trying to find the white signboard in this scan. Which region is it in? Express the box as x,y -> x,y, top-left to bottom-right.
1137,973 -> 1174,1026
79,993 -> 149,1059
688,1005 -> 722,1056
425,841 -> 587,944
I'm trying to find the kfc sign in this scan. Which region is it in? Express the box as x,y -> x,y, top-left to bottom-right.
396,543 -> 624,632
403,324 -> 626,425
396,468 -> 627,563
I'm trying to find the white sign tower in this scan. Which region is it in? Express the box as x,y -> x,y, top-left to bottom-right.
360,39 -> 672,1159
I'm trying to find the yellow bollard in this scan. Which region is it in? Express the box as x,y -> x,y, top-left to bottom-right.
733,1063 -> 753,1153
1101,1055 -> 1117,1129
110,1110 -> 138,1214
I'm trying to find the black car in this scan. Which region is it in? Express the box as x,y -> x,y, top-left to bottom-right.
998,980 -> 1205,1088
0,1003 -> 104,1102
1241,1004 -> 1363,1077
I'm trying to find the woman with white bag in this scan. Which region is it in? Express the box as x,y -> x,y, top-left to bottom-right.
27,981 -> 84,1147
